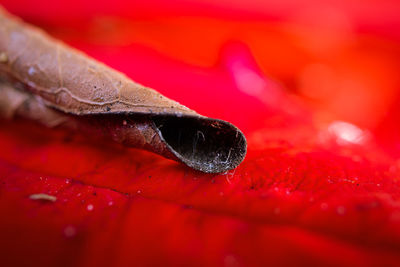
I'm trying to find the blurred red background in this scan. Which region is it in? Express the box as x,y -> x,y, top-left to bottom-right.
1,0 -> 400,266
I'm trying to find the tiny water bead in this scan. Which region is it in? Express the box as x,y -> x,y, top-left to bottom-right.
63,225 -> 76,238
86,204 -> 94,211
274,207 -> 281,215
28,66 -> 36,76
337,206 -> 346,215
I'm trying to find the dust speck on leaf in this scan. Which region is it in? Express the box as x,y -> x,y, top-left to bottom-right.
29,193 -> 57,202
0,52 -> 8,63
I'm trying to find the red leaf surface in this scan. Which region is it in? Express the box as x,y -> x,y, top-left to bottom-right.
1,1 -> 400,266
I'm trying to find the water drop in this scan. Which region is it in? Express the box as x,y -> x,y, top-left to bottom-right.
337,206 -> 346,215
64,225 -> 76,238
274,207 -> 280,215
87,204 -> 94,211
28,66 -> 36,76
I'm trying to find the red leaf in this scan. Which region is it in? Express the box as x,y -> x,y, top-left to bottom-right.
1,1 -> 400,266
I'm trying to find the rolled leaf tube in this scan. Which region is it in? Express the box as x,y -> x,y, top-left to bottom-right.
0,7 -> 247,173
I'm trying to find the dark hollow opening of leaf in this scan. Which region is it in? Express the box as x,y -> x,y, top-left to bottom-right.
152,116 -> 247,173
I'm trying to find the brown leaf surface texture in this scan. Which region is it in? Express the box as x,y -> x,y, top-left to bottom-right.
0,7 -> 247,173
